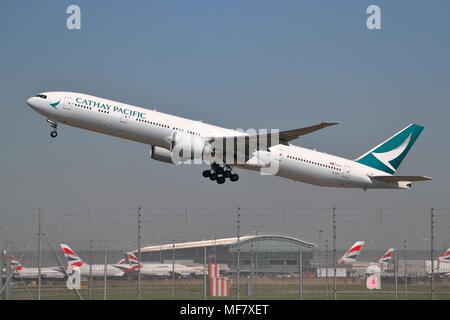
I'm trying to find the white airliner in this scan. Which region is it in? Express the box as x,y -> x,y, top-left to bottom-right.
26,92 -> 431,188
60,244 -> 124,278
113,252 -> 204,278
4,253 -> 64,280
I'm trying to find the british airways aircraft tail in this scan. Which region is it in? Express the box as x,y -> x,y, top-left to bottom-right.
60,244 -> 84,269
338,241 -> 365,264
355,124 -> 424,174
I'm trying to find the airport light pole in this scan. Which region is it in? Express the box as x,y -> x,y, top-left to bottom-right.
37,206 -> 42,300
1,226 -> 8,300
251,230 -> 258,298
172,240 -> 175,300
403,240 -> 408,298
332,206 -> 336,300
137,206 -> 141,300
299,249 -> 303,300
253,230 -> 258,279
0,245 -> 4,300
203,243 -> 207,300
103,242 -> 107,300
431,206 -> 435,300
325,239 -> 329,300
394,249 -> 398,300
3,242 -> 10,300
89,240 -> 93,300
5,242 -> 11,300
237,207 -> 240,301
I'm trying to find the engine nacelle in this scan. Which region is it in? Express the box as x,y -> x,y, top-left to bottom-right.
149,146 -> 178,164
171,132 -> 214,162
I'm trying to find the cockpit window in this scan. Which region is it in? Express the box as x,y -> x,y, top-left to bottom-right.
35,94 -> 47,99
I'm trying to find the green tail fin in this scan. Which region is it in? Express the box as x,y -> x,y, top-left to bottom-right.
355,124 -> 424,174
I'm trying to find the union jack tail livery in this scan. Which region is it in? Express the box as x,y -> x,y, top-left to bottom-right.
378,248 -> 395,264
125,252 -> 142,270
5,253 -> 24,273
60,244 -> 84,269
438,248 -> 450,263
338,241 -> 365,264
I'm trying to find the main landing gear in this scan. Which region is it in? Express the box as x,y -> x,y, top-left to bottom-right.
47,119 -> 58,138
202,163 -> 239,184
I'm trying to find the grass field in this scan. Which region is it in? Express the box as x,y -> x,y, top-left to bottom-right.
6,277 -> 450,300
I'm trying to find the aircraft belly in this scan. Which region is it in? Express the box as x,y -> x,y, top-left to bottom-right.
278,161 -> 343,187
55,113 -> 165,146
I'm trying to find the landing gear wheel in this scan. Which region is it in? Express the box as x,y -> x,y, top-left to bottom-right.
216,177 -> 226,184
202,170 -> 211,178
206,163 -> 239,183
47,119 -> 58,138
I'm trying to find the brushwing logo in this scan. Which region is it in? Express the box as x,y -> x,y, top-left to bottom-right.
379,249 -> 395,264
49,100 -> 61,109
10,256 -> 23,272
371,133 -> 412,173
438,249 -> 450,263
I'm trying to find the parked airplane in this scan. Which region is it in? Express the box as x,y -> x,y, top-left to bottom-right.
366,248 -> 395,276
60,244 -> 124,278
3,253 -> 64,280
113,252 -> 204,278
27,92 -> 431,188
338,241 -> 365,264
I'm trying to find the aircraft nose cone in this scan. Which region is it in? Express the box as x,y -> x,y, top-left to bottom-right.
27,97 -> 36,108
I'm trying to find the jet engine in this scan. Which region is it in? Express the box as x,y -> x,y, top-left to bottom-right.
149,146 -> 178,164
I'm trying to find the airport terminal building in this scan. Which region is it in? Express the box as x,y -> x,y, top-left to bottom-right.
136,235 -> 317,275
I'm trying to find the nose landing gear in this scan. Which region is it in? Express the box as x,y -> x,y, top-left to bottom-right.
47,119 -> 58,138
202,164 -> 239,184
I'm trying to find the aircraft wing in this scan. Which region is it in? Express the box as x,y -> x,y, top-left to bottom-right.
275,122 -> 340,143
207,122 -> 339,161
371,176 -> 432,182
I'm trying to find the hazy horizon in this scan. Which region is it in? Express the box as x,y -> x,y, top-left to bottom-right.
1,1 -> 449,250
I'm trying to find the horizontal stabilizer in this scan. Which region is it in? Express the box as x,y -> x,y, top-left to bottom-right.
371,176 -> 432,183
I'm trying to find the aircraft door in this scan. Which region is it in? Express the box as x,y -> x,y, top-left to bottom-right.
342,165 -> 350,178
63,97 -> 73,110
120,115 -> 128,124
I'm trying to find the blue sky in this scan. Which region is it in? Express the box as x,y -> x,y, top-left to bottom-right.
0,1 -> 449,249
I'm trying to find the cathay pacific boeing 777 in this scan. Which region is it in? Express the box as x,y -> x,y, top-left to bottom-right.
27,92 -> 431,189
